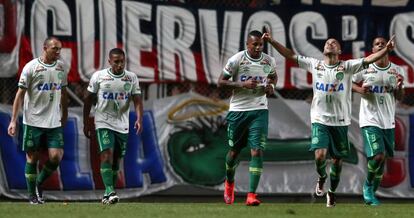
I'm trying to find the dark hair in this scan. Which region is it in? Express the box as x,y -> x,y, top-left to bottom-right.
43,36 -> 60,46
372,36 -> 387,46
248,30 -> 263,38
109,48 -> 125,57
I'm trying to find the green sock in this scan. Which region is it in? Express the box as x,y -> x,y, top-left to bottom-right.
249,155 -> 263,193
315,159 -> 327,179
366,158 -> 381,185
225,152 -> 238,183
329,163 -> 342,192
112,164 -> 119,186
373,162 -> 384,192
25,162 -> 37,196
37,160 -> 59,186
100,162 -> 114,195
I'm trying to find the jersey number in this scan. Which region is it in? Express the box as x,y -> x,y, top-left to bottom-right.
326,95 -> 333,103
379,96 -> 384,104
50,93 -> 54,102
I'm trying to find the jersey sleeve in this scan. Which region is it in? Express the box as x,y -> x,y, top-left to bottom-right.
87,72 -> 99,93
61,62 -> 69,87
269,56 -> 277,76
223,54 -> 240,77
397,65 -> 407,80
131,74 -> 142,95
18,63 -> 33,89
345,58 -> 366,74
296,55 -> 315,73
352,70 -> 364,83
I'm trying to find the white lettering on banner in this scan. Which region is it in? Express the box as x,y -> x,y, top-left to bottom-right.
342,15 -> 357,41
157,6 -> 196,81
245,11 -> 286,88
0,0 -> 20,78
31,0 -> 72,65
372,0 -> 409,7
122,1 -> 154,81
199,10 -> 242,84
352,41 -> 365,58
76,0 -> 117,80
390,12 -> 414,87
289,12 -> 326,60
320,0 -> 363,5
304,0 -> 408,6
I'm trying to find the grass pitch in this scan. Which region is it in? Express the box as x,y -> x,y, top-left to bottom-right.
1,202 -> 414,218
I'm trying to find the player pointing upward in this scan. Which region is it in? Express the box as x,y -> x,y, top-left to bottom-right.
262,31 -> 395,207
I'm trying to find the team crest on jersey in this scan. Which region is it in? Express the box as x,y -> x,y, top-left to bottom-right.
58,72 -> 64,79
389,76 -> 397,86
335,72 -> 344,81
35,65 -> 47,73
263,65 -> 271,74
124,83 -> 131,91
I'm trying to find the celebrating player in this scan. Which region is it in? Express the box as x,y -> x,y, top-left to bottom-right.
262,31 -> 395,207
352,36 -> 405,206
219,30 -> 277,206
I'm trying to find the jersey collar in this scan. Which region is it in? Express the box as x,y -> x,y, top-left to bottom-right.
373,62 -> 391,71
37,58 -> 57,67
244,50 -> 263,62
107,68 -> 125,78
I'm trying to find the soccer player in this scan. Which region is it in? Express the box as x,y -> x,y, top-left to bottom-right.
83,48 -> 143,205
219,30 -> 277,206
7,37 -> 68,204
352,36 -> 405,206
262,32 -> 395,207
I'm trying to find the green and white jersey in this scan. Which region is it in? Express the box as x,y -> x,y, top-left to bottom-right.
297,56 -> 366,126
223,50 -> 277,111
18,58 -> 68,128
87,68 -> 141,133
353,62 -> 405,129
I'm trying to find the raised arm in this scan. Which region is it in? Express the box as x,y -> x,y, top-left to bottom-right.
363,35 -> 395,65
262,32 -> 297,62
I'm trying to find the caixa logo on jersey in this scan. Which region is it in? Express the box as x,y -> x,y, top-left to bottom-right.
240,75 -> 266,83
37,83 -> 62,91
315,82 -> 344,92
102,92 -> 130,100
0,111 -> 167,193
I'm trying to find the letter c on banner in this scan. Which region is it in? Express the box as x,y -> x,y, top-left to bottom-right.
0,0 -> 17,53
